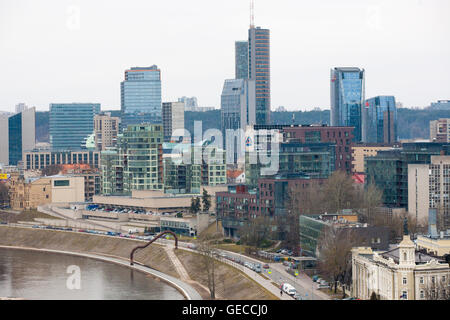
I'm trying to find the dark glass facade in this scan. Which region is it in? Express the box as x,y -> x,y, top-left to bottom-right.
121,66 -> 162,128
8,113 -> 22,165
49,103 -> 100,150
365,96 -> 397,144
235,41 -> 248,80
330,67 -> 365,142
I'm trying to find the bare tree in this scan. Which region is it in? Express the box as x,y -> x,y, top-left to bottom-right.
358,183 -> 383,224
239,215 -> 273,249
317,225 -> 361,296
322,171 -> 358,213
197,235 -> 217,299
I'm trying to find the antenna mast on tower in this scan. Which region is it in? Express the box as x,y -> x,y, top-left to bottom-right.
250,0 -> 255,28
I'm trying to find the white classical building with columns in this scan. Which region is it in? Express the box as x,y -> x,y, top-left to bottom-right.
352,234 -> 450,300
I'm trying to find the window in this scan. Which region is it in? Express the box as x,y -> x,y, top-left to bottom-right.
54,180 -> 70,187
403,277 -> 407,285
420,290 -> 424,299
419,277 -> 424,284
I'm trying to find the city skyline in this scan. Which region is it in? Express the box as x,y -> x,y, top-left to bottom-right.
1,0 -> 449,112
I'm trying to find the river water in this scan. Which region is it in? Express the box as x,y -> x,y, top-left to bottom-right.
0,248 -> 184,300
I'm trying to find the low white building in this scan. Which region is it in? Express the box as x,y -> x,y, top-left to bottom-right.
352,234 -> 450,300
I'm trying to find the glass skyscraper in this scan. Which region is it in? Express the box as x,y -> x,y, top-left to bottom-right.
0,107 -> 35,166
365,96 -> 397,144
120,66 -> 162,128
49,103 -> 100,150
330,67 -> 365,142
249,27 -> 270,125
235,41 -> 248,80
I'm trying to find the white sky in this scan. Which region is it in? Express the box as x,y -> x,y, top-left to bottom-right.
0,0 -> 449,112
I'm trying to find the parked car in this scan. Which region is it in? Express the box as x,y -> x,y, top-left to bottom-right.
293,293 -> 303,300
254,264 -> 262,273
263,264 -> 270,269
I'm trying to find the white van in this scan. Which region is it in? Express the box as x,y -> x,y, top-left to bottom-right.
282,283 -> 297,296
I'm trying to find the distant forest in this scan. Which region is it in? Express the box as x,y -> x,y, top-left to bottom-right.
35,108 -> 450,143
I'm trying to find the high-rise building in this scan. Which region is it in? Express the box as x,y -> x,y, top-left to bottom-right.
365,96 -> 397,144
330,67 -> 365,142
430,118 -> 450,142
94,112 -> 120,151
0,107 -> 36,166
121,66 -> 162,127
123,124 -> 164,191
49,103 -> 100,150
248,26 -> 270,125
162,102 -> 185,143
220,79 -> 256,159
235,41 -> 248,80
408,156 -> 450,230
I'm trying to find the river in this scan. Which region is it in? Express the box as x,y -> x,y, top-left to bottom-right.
0,247 -> 185,300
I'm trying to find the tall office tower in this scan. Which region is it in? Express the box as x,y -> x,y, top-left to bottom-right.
162,102 -> 185,142
365,96 -> 397,144
330,67 -> 365,142
0,107 -> 35,166
49,103 -> 100,150
121,66 -> 162,128
94,112 -> 120,151
221,79 -> 256,161
235,41 -> 249,79
248,26 -> 270,125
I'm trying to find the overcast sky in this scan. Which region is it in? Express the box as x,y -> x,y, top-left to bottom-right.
0,0 -> 449,112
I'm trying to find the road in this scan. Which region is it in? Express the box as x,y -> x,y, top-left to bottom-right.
213,249 -> 330,300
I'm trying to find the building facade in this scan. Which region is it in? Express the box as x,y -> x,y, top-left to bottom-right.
365,96 -> 397,144
162,102 -> 185,143
94,112 -> 120,151
221,79 -> 256,159
365,142 -> 450,209
352,143 -> 393,174
24,150 -> 101,170
352,235 -> 450,300
248,26 -> 270,125
330,67 -> 365,142
430,118 -> 450,143
9,175 -> 85,210
235,40 -> 249,80
0,107 -> 35,166
408,155 -> 450,229
49,103 -> 100,150
121,66 -> 162,127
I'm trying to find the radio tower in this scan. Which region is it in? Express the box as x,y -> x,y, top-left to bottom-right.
250,0 -> 255,28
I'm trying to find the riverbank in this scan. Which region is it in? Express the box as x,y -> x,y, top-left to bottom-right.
0,226 -> 277,300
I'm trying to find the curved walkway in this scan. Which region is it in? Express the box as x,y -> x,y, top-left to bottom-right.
0,245 -> 202,300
